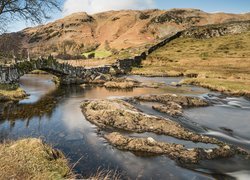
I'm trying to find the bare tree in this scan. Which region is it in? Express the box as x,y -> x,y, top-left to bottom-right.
0,32 -> 21,57
0,0 -> 61,33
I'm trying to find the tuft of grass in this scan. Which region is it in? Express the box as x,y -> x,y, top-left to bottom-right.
0,138 -> 74,180
89,168 -> 121,180
0,84 -> 27,102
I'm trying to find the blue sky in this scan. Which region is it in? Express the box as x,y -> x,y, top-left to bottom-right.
157,0 -> 250,14
8,0 -> 250,32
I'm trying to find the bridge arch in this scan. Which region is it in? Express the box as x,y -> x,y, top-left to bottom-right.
0,58 -> 112,84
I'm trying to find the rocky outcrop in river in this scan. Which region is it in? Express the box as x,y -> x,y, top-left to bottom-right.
81,98 -> 248,164
131,93 -> 208,116
105,132 -> 237,164
81,99 -> 215,143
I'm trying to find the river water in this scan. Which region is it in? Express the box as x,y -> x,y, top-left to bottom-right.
0,74 -> 250,179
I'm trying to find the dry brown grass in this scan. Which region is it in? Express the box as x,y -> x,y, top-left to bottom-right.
0,138 -> 74,180
181,78 -> 250,97
89,168 -> 121,180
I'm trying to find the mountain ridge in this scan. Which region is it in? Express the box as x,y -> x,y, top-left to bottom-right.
1,8 -> 250,58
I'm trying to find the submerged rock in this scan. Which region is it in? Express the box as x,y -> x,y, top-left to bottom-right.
81,99 -> 218,144
105,132 -> 237,164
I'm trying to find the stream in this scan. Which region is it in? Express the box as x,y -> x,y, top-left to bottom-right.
0,74 -> 250,179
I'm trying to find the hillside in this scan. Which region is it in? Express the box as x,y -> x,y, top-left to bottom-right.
132,26 -> 250,96
1,9 -> 250,59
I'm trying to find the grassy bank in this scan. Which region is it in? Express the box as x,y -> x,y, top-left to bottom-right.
0,138 -> 121,179
132,31 -> 250,95
0,84 -> 27,102
181,78 -> 250,97
0,138 -> 73,180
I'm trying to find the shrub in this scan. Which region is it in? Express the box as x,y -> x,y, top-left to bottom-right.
88,53 -> 95,59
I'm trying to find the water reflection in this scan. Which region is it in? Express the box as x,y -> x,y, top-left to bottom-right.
19,74 -> 56,104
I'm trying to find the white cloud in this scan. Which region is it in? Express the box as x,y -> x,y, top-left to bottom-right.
63,0 -> 156,16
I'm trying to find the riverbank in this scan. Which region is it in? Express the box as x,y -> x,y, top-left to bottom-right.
0,84 -> 27,102
181,78 -> 250,97
0,138 -> 121,179
0,138 -> 74,179
131,31 -> 250,97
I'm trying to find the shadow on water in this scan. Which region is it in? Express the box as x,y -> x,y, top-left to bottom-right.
0,74 -> 250,179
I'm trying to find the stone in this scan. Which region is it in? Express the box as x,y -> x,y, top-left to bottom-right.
170,82 -> 182,87
147,137 -> 156,144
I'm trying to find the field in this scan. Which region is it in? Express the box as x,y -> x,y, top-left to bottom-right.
132,31 -> 250,96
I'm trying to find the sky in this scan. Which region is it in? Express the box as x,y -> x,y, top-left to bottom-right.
8,0 -> 250,32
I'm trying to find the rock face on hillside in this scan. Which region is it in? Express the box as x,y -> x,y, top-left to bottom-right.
0,9 -> 250,57
183,20 -> 250,39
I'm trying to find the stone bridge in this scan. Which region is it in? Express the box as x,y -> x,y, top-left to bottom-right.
0,31 -> 183,85
0,57 -> 114,84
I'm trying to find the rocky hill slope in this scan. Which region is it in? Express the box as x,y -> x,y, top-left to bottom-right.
1,9 -> 250,58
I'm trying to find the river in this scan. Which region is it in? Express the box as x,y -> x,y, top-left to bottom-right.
0,74 -> 250,179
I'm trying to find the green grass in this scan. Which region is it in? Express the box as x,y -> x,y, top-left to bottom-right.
83,50 -> 112,58
132,31 -> 250,95
0,84 -> 27,102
